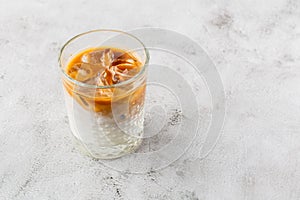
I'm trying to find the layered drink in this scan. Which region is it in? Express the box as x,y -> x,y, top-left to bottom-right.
59,30 -> 148,159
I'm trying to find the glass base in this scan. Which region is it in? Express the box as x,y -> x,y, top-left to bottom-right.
71,133 -> 142,160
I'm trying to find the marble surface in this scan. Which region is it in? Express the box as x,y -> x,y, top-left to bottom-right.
1,0 -> 300,199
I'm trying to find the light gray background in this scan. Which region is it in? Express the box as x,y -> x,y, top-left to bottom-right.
0,0 -> 300,199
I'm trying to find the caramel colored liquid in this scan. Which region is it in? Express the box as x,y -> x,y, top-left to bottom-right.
66,47 -> 142,85
63,47 -> 146,114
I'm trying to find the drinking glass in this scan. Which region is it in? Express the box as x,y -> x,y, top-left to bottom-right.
59,30 -> 149,159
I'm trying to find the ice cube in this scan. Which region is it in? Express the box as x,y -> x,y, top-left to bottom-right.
100,48 -> 114,68
81,50 -> 104,64
78,68 -> 87,77
95,72 -> 104,86
78,48 -> 140,86
74,63 -> 103,82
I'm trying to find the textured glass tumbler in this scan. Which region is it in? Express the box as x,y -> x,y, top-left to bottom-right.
59,30 -> 149,159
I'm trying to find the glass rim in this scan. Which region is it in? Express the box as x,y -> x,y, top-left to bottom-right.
58,29 -> 149,89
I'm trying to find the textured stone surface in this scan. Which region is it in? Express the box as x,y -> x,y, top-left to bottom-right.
0,0 -> 300,199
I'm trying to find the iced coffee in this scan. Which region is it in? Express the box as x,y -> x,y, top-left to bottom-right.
59,30 -> 148,159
